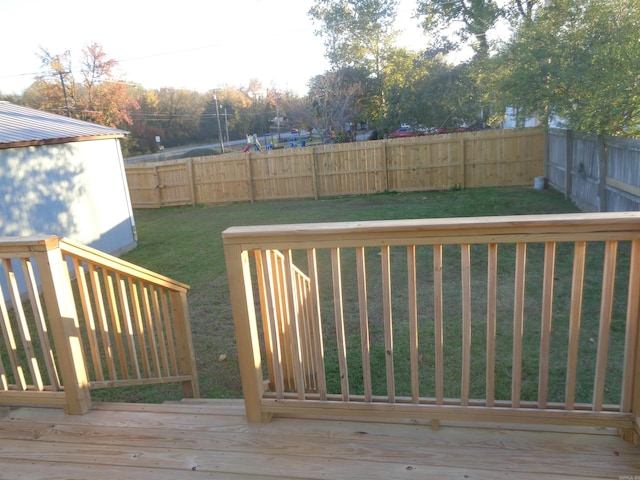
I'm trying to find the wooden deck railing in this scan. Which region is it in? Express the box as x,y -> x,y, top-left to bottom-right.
0,236 -> 199,414
223,212 -> 640,443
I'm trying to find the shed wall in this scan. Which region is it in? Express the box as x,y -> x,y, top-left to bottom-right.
0,138 -> 136,255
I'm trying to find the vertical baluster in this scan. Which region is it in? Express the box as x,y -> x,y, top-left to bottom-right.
433,244 -> 444,405
151,285 -> 170,377
160,289 -> 178,375
486,243 -> 498,407
72,257 -> 103,382
103,269 -> 128,379
3,259 -> 43,390
259,250 -> 284,397
141,282 -> 161,377
381,245 -> 395,403
331,247 -> 349,401
116,273 -> 141,379
538,242 -> 556,408
565,241 -> 586,409
273,252 -> 293,391
129,280 -> 151,378
407,245 -> 419,404
89,264 -> 116,380
21,257 -> 60,389
356,247 -> 372,402
306,248 -> 327,401
461,244 -> 472,406
593,240 -> 618,411
512,243 -> 527,408
283,249 -> 305,399
0,273 -> 26,390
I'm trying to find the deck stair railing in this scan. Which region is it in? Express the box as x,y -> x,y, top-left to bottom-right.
0,236 -> 199,414
224,212 -> 640,444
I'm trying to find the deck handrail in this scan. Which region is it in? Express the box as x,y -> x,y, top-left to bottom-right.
0,236 -> 199,414
223,212 -> 640,443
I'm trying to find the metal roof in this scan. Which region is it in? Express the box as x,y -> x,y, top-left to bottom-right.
0,101 -> 128,146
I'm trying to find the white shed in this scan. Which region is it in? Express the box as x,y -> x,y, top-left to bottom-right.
0,101 -> 136,255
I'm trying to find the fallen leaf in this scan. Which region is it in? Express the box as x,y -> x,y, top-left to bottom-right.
218,354 -> 227,362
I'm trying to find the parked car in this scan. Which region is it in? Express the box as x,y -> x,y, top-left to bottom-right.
388,127 -> 426,138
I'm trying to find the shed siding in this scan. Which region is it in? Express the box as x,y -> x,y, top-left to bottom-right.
0,138 -> 135,255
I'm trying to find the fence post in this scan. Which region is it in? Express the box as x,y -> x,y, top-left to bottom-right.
460,136 -> 466,188
311,146 -> 319,199
543,128 -> 550,179
565,129 -> 573,201
187,158 -> 196,207
245,152 -> 256,203
383,140 -> 389,191
597,135 -> 608,212
223,243 -> 270,422
37,237 -> 91,415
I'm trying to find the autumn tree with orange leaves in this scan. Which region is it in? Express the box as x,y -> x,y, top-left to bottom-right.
23,43 -> 138,129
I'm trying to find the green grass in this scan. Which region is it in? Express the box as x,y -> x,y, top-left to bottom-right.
90,187 -> 629,405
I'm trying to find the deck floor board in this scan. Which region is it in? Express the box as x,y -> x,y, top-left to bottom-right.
0,401 -> 637,479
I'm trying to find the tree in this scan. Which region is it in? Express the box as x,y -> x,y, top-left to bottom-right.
309,0 -> 399,124
308,68 -> 368,140
24,44 -> 137,128
154,88 -> 205,146
415,0 -> 504,58
486,0 -> 640,135
309,0 -> 398,74
26,48 -> 77,117
388,51 -> 484,131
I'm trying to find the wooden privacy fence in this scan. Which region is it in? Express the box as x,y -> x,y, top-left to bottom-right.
0,236 -> 199,414
223,212 -> 640,443
547,129 -> 640,212
126,128 -> 544,208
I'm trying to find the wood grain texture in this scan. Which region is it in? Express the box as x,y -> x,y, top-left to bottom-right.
0,401 -> 637,479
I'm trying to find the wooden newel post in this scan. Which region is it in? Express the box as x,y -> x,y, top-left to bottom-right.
170,290 -> 200,398
223,243 -> 271,422
38,237 -> 91,414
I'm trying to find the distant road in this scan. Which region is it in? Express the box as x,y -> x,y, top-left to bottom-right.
125,131 -> 310,163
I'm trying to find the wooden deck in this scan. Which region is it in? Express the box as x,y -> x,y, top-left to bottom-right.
0,399 -> 637,479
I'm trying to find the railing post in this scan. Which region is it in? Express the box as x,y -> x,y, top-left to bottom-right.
170,290 -> 200,398
37,237 -> 91,415
224,243 -> 270,422
622,240 -> 640,444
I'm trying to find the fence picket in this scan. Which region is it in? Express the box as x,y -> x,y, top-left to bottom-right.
126,129 -> 544,208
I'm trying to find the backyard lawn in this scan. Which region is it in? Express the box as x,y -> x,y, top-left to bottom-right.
94,186 -> 589,403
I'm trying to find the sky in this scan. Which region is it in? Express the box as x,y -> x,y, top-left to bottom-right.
0,0 -> 432,96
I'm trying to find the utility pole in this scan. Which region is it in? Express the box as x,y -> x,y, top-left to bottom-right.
223,106 -> 229,144
214,94 -> 225,153
58,71 -> 71,117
